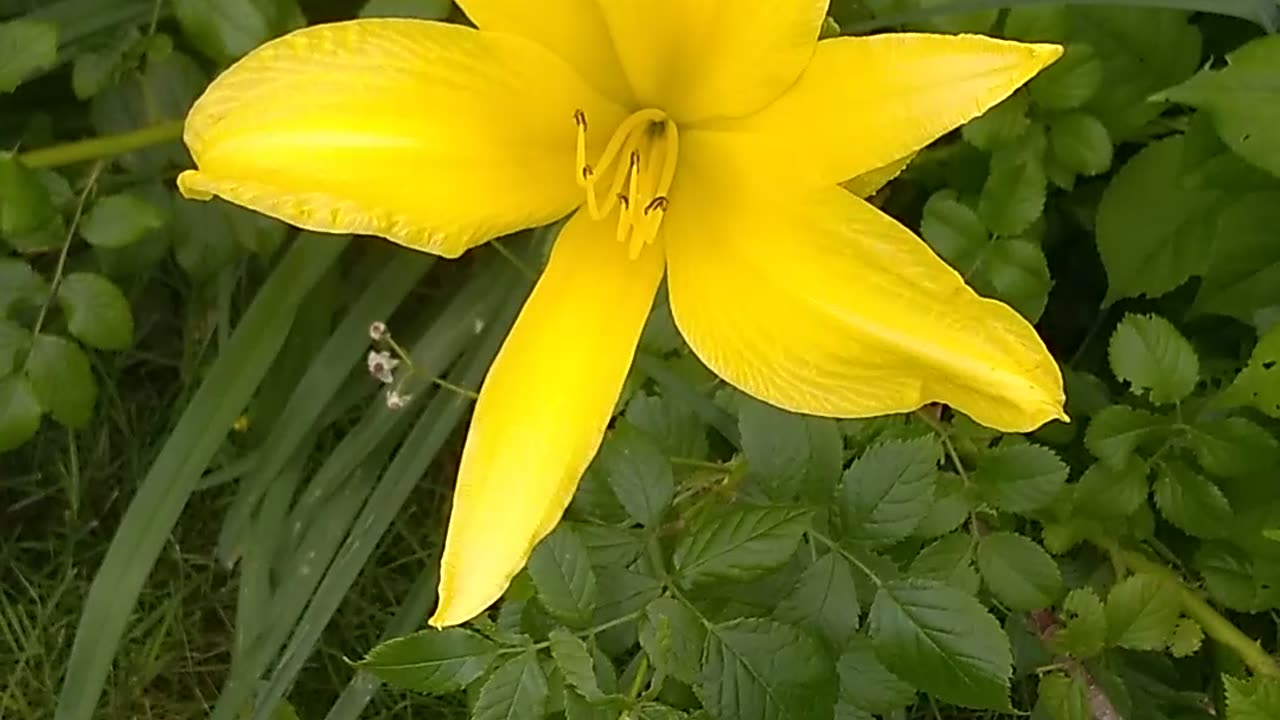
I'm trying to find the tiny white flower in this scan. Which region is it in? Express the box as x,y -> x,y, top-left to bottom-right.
369,321 -> 389,342
386,389 -> 412,410
366,349 -> 399,384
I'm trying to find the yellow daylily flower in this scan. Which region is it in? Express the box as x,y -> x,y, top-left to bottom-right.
177,1 -> 1067,628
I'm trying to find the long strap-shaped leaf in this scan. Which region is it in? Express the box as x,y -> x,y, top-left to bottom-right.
54,234 -> 349,720
848,0 -> 1278,33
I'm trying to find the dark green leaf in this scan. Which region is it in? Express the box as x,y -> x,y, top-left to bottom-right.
574,524 -> 643,568
972,237 -> 1052,322
839,437 -> 939,544
354,628 -> 496,694
23,334 -> 96,428
1188,417 -> 1280,479
56,273 -> 134,351
1084,405 -> 1165,468
1029,44 -> 1102,111
598,423 -> 674,527
1152,462 -> 1232,539
625,390 -> 709,460
962,95 -> 1030,151
548,629 -> 604,702
979,126 -> 1047,237
639,597 -> 705,685
836,634 -> 914,716
908,533 -> 979,595
0,320 -> 28,377
1224,675 -> 1280,720
1054,588 -> 1106,658
1073,461 -> 1148,520
1105,574 -> 1181,651
1034,672 -> 1089,720
1223,321 -> 1280,417
171,198 -> 286,278
1108,313 -> 1199,404
174,0 -> 304,64
921,190 -> 987,267
527,524 -> 597,627
976,533 -> 1063,611
1193,193 -> 1280,322
698,618 -> 836,720
0,258 -> 47,316
1049,112 -> 1112,176
79,193 -> 166,249
360,0 -> 453,19
472,651 -> 549,720
0,20 -> 57,93
674,507 -> 811,588
775,553 -> 860,650
868,578 -> 1012,710
738,396 -> 841,501
974,443 -> 1068,512
0,374 -> 41,452
914,472 -> 971,538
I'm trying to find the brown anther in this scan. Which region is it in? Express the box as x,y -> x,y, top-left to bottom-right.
617,194 -> 630,210
573,109 -> 587,128
644,197 -> 669,214
629,150 -> 640,169
581,165 -> 594,181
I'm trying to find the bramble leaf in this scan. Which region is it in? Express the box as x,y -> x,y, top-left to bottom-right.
974,443 -> 1068,512
528,524 -> 597,628
472,650 -> 549,720
977,533 -> 1063,611
1108,314 -> 1199,404
355,628 -> 496,694
673,507 -> 811,588
698,618 -> 836,720
839,437 -> 939,544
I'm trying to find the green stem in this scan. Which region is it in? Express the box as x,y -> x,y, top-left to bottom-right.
1121,548 -> 1280,678
18,120 -> 185,170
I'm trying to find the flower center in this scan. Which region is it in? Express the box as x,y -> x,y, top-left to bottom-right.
574,108 -> 678,259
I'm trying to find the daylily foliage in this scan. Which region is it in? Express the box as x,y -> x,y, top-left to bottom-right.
177,0 -> 1066,627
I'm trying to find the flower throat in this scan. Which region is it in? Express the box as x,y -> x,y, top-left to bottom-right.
574,108 -> 678,259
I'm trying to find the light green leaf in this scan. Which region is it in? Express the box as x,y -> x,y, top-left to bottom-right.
1108,314 -> 1199,404
1054,588 -> 1106,658
775,553 -> 860,650
909,533 -> 979,595
673,507 -> 811,588
1073,461 -> 1148,520
1084,405 -> 1166,469
354,628 -> 496,694
963,95 -> 1031,151
1188,416 -> 1280,480
23,334 -> 96,428
921,190 -> 987,266
1196,544 -> 1268,612
0,154 -> 55,238
836,634 -> 915,717
0,258 -> 47,316
868,579 -> 1012,710
1156,35 -> 1280,178
56,273 -> 134,351
173,0 -> 304,64
632,703 -> 688,720
977,533 -> 1063,612
973,237 -> 1052,322
0,319 -> 28,377
0,20 -> 57,93
1152,462 -> 1232,539
527,524 -> 597,628
1224,675 -> 1280,720
974,443 -> 1068,513
1049,112 -> 1112,176
978,126 -> 1047,237
472,651 -> 549,720
639,597 -> 705,686
1035,672 -> 1089,720
1105,574 -> 1181,651
598,423 -> 674,527
360,0 -> 452,19
1223,321 -> 1280,416
1168,617 -> 1203,658
698,618 -> 837,720
0,374 -> 41,452
548,629 -> 604,702
1095,136 -> 1221,303
839,437 -> 939,544
79,193 -> 166,249
1193,193 -> 1280,322
1029,43 -> 1102,111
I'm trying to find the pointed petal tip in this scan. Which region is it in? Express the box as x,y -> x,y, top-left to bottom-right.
429,572 -> 508,629
176,170 -> 213,201
1031,41 -> 1065,67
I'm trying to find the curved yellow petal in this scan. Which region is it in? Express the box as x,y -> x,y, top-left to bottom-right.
597,0 -> 828,123
662,159 -> 1065,433
179,19 -> 624,259
430,211 -> 665,627
841,153 -> 916,199
694,33 -> 1061,192
455,0 -> 632,104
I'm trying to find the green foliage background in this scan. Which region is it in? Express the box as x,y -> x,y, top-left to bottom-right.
5,1 -> 1280,719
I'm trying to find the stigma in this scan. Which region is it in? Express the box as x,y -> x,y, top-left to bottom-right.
574,108 -> 678,259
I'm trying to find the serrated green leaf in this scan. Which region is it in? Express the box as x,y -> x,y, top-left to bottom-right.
1189,416 -> 1280,480
548,629 -> 604,702
1049,112 -> 1112,176
963,95 -> 1031,151
775,553 -> 860,650
909,534 -> 977,596
80,193 -> 167,249
355,628 -> 496,694
55,273 -> 134,351
1054,588 -> 1106,658
674,507 -> 810,588
979,126 -> 1047,237
836,633 -> 915,716
921,190 -> 987,265
974,443 -> 1068,513
698,618 -> 836,720
1084,405 -> 1165,468
0,155 -> 55,238
625,390 -> 709,460
1225,675 -> 1280,720
1035,672 -> 1089,720
574,524 -> 643,569
23,334 -> 96,428
1095,136 -> 1221,303
915,472 -> 971,538
1193,193 -> 1280,322
1152,461 -> 1232,539
868,579 -> 1012,710
977,533 -> 1062,611
1156,35 -> 1280,179
640,597 -> 705,686
1105,574 -> 1181,651
1195,544 -> 1268,612
1223,322 -> 1280,416
1168,617 -> 1203,658
472,650 -> 549,720
738,397 -> 841,502
976,237 -> 1052,322
0,374 -> 41,452
1029,43 -> 1102,111
1073,460 -> 1148,520
1108,314 -> 1199,404
527,524 -> 597,628
0,20 -> 57,93
598,423 -> 674,527
839,437 -> 939,544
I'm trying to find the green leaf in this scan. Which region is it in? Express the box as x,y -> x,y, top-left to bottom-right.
0,20 -> 57,93
914,472 -> 971,538
1156,35 -> 1280,179
1095,136 -> 1221,303
1105,573 -> 1181,651
868,579 -> 1012,710
979,126 -> 1047,237
1029,43 -> 1103,111
0,154 -> 55,238
172,198 -> 287,278
1048,112 -> 1112,176
921,189 -> 987,267
55,273 -> 134,351
173,0 -> 304,64
1054,588 -> 1106,658
1152,461 -> 1232,539
1003,5 -> 1068,42
909,533 -> 979,595
963,95 -> 1031,151
472,651 -> 549,720
1223,321 -> 1280,416
698,618 -> 837,720
548,629 -> 604,702
1188,416 -> 1280,479
1084,405 -> 1165,469
1167,617 -> 1203,658
0,258 -> 47,316
639,597 -> 705,686
0,320 -> 28,377
673,506 -> 811,588
775,553 -> 861,650
1073,460 -> 1148,520
625,390 -> 709,460
836,634 -> 915,717
23,334 -> 96,428
1224,675 -> 1280,720
360,0 -> 453,19
1034,672 -> 1089,720
1108,314 -> 1199,404
0,374 -> 41,452
1193,193 -> 1280,322
975,237 -> 1052,322
738,397 -> 842,502
839,437 -> 939,544
527,524 -> 597,628
1196,544 -> 1268,612
79,193 -> 167,249
977,533 -> 1063,612
354,628 -> 496,694
974,443 -> 1068,513
598,423 -> 675,527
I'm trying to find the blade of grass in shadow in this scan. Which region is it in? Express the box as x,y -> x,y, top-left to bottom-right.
634,352 -> 740,446
54,234 -> 349,720
846,0 -> 1277,33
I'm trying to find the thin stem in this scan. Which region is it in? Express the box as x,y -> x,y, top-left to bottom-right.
496,609 -> 646,655
809,530 -> 884,589
17,120 -> 184,170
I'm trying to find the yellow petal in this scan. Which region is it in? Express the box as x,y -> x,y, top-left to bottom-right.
455,0 -> 632,103
693,33 -> 1061,191
596,0 -> 828,123
179,19 -> 624,259
841,153 -> 916,199
662,158 -> 1065,433
430,211 -> 665,627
